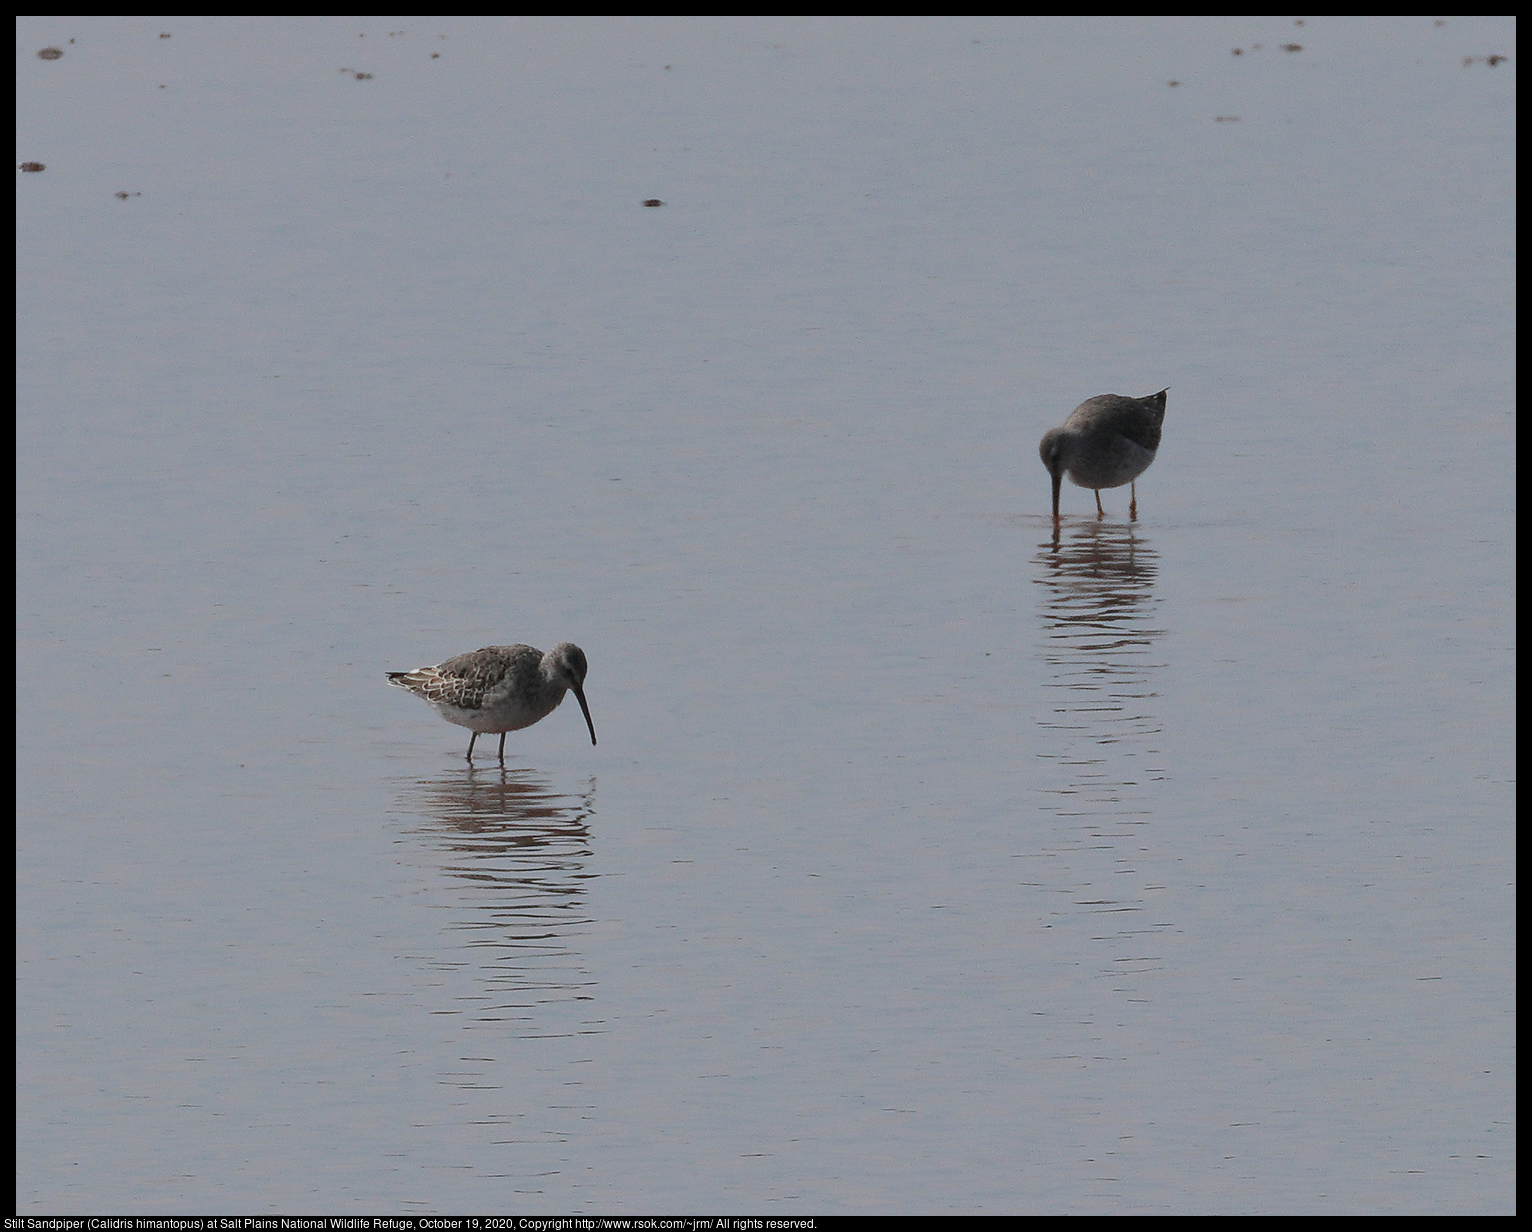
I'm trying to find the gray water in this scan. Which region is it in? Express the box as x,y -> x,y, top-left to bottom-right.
17,16 -> 1514,1214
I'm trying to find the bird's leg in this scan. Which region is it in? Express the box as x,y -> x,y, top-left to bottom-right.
466,732 -> 478,761
1129,482 -> 1138,521
497,732 -> 507,764
1095,490 -> 1105,517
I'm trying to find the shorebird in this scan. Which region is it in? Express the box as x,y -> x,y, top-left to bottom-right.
388,642 -> 597,762
1039,389 -> 1167,521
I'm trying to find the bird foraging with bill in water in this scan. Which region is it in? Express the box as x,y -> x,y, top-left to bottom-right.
1039,388 -> 1167,522
387,641 -> 597,763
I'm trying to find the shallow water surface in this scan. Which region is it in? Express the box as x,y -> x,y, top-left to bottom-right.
17,15 -> 1514,1214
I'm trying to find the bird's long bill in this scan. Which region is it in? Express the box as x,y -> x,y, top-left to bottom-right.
573,685 -> 597,745
1050,467 -> 1062,520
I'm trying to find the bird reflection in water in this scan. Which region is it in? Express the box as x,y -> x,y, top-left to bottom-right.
395,767 -> 600,1040
1032,520 -> 1167,970
1034,518 -> 1162,763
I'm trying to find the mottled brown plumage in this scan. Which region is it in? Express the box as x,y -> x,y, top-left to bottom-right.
388,642 -> 596,762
